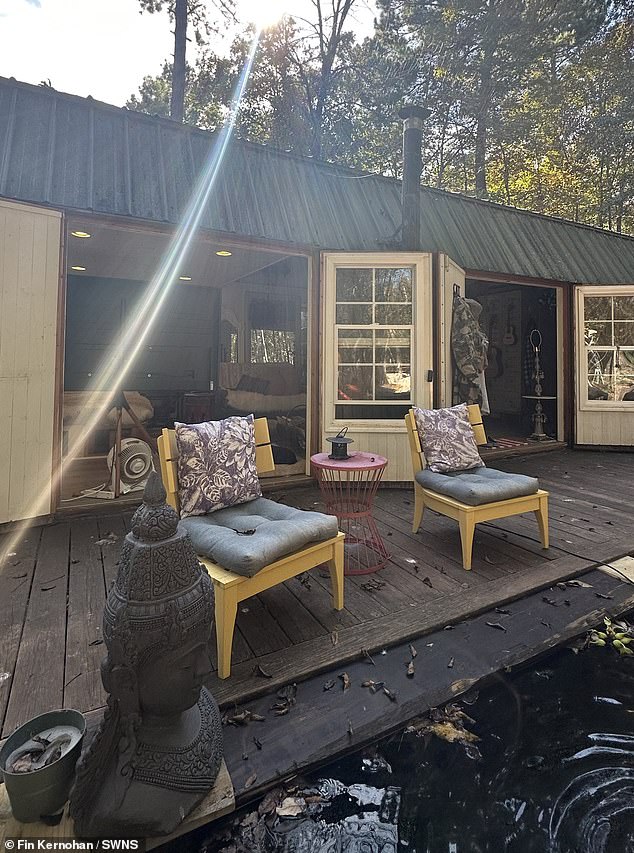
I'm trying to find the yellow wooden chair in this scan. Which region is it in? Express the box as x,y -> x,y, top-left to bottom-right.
404,405 -> 549,570
158,418 -> 344,678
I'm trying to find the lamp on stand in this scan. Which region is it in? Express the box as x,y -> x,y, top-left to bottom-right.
522,329 -> 556,441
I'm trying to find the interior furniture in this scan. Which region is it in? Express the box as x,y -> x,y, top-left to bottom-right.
182,391 -> 216,424
158,418 -> 344,678
311,451 -> 389,575
405,405 -> 549,570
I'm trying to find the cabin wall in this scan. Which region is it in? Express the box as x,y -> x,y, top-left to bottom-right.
0,200 -> 62,524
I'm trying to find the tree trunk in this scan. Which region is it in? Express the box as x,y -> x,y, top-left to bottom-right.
171,0 -> 187,122
474,63 -> 491,199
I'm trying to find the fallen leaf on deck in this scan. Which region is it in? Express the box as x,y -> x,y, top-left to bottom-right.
447,657 -> 455,668
409,643 -> 417,658
485,621 -> 507,632
12,572 -> 27,579
253,736 -> 262,750
323,679 -> 336,691
347,719 -> 354,737
88,639 -> 103,646
483,556 -> 495,564
495,607 -> 510,615
595,592 -> 613,600
276,797 -> 306,818
252,664 -> 273,679
244,773 -> 258,789
242,752 -> 249,760
383,686 -> 397,702
40,585 -> 56,591
331,629 -> 339,646
566,580 -> 592,588
422,576 -> 433,588
339,672 -> 350,691
277,683 -> 297,705
272,705 -> 289,716
540,619 -> 552,628
407,660 -> 415,677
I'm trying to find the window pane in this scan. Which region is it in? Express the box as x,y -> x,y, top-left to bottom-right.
335,403 -> 410,420
376,365 -> 411,400
585,322 -> 612,346
338,365 -> 372,400
338,329 -> 373,364
375,329 -> 411,365
618,350 -> 634,401
614,296 -> 634,321
375,268 -> 412,302
587,350 -> 615,401
336,268 -> 372,302
584,296 -> 612,321
376,304 -> 412,325
614,323 -> 634,346
336,303 -> 372,324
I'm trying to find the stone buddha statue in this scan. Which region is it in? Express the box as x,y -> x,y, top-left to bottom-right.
69,473 -> 223,838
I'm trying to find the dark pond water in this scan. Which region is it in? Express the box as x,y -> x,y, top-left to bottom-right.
197,645 -> 634,853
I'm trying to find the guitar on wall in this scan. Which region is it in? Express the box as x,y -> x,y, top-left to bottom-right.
487,315 -> 504,378
502,305 -> 518,346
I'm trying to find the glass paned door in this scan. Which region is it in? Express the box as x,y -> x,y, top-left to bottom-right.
323,253 -> 433,429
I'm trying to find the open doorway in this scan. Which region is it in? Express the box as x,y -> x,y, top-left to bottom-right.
60,219 -> 310,509
464,281 -> 560,449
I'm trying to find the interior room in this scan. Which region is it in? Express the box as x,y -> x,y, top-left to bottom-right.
464,280 -> 559,448
60,220 -> 310,507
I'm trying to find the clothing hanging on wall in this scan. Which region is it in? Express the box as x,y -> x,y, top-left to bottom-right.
451,296 -> 490,413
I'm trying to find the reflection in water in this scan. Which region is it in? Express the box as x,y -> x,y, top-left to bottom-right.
203,646 -> 634,853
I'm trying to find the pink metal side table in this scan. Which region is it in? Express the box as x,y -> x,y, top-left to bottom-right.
310,451 -> 389,575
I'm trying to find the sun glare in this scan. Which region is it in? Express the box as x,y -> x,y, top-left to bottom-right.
242,0 -> 288,29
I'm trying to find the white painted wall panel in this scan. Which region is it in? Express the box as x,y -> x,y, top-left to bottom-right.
0,200 -> 62,523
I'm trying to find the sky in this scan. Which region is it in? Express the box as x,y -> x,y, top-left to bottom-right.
0,0 -> 376,107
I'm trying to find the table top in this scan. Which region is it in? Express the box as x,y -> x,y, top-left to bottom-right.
310,451 -> 387,472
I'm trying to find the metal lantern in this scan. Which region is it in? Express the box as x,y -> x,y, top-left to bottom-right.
327,427 -> 354,460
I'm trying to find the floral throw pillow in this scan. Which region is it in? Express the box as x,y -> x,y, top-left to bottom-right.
413,404 -> 484,473
175,415 -> 262,518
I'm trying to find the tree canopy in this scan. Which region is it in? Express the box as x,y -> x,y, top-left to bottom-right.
128,0 -> 634,234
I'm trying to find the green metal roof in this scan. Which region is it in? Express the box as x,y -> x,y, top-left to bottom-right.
1,76 -> 634,284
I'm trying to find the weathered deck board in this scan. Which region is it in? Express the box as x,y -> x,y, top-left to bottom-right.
2,524 -> 70,737
0,449 -> 632,742
0,527 -> 42,732
64,518 -> 107,713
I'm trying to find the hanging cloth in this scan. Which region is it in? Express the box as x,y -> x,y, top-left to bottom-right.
451,297 -> 489,409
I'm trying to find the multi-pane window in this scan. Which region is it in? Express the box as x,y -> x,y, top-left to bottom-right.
335,267 -> 413,419
583,292 -> 634,404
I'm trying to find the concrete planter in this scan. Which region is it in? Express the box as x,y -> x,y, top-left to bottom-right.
0,709 -> 86,822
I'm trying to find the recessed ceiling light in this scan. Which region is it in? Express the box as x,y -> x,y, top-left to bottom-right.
71,231 -> 91,238
216,250 -> 232,257
179,275 -> 192,281
71,265 -> 86,271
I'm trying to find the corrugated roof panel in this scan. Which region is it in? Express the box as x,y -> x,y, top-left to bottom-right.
50,97 -> 91,210
3,86 -> 52,203
127,115 -> 166,221
1,76 -> 634,284
92,107 -> 129,214
159,123 -> 195,222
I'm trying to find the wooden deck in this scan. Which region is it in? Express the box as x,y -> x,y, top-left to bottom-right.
1,449 -> 633,741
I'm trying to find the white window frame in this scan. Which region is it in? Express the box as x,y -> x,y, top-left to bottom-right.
322,252 -> 433,433
577,285 -> 634,412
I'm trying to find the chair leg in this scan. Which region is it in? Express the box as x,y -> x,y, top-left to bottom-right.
327,538 -> 345,611
214,584 -> 238,680
458,513 -> 476,571
413,485 -> 426,533
535,495 -> 549,549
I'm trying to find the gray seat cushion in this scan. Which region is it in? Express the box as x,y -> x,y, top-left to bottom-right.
415,466 -> 539,507
180,497 -> 339,577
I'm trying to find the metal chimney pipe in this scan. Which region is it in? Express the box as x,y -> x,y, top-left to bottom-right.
399,104 -> 431,251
